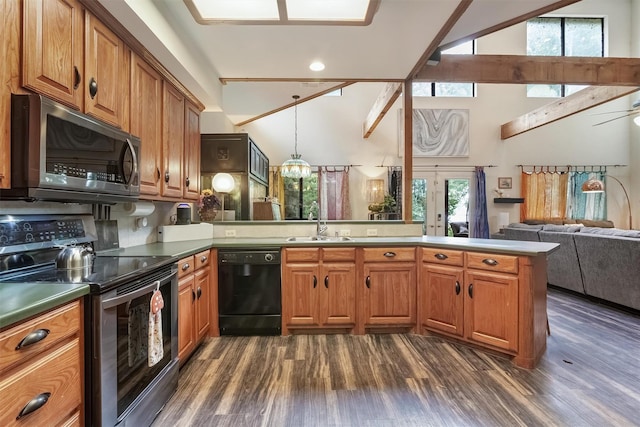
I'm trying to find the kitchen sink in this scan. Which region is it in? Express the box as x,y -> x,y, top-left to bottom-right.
285,236 -> 354,242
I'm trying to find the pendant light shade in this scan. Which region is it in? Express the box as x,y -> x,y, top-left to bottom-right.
581,178 -> 605,193
281,95 -> 311,179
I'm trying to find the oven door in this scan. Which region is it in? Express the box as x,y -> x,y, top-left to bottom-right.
91,265 -> 178,427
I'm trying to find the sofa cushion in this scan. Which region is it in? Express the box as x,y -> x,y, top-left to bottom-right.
539,230 -> 585,293
524,219 -> 564,225
507,223 -> 543,230
579,219 -> 615,228
579,227 -> 640,238
542,224 -> 582,233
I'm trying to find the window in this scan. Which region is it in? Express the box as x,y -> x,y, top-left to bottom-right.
413,41 -> 475,97
527,17 -> 604,97
283,174 -> 318,219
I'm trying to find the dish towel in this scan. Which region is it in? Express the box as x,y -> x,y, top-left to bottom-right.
148,283 -> 165,367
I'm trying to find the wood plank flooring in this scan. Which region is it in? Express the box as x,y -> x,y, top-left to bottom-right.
152,289 -> 640,426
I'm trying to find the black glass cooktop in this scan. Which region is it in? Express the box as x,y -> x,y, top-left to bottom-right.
0,255 -> 174,292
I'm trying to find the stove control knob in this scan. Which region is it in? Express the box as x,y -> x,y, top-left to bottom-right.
264,253 -> 274,262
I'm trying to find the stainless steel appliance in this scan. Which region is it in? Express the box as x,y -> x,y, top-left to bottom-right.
217,248 -> 281,335
0,214 -> 177,427
2,94 -> 140,203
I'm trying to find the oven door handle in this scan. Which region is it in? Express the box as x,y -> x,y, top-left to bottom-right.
101,271 -> 176,309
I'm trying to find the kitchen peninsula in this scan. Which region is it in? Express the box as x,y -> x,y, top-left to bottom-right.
103,235 -> 557,369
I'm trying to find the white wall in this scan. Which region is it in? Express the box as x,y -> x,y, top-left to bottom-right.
215,0 -> 637,229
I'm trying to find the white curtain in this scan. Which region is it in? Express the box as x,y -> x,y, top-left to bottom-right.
318,167 -> 351,220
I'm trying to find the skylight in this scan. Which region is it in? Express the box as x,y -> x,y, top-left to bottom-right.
184,0 -> 379,25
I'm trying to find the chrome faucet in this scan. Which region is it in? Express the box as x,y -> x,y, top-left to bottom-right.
311,201 -> 328,239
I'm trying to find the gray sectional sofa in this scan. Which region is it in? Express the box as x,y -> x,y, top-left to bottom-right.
504,222 -> 640,311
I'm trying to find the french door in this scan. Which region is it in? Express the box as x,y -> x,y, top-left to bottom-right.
412,171 -> 472,236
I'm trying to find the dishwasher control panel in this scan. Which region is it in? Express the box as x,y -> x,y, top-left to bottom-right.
218,249 -> 281,265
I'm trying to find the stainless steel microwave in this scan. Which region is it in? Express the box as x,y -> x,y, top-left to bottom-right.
1,94 -> 140,203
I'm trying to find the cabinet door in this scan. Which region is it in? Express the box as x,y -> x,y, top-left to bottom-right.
183,101 -> 201,200
162,82 -> 185,198
282,264 -> 320,327
421,263 -> 464,337
131,52 -> 162,196
84,12 -> 125,127
321,262 -> 356,326
23,0 -> 84,109
464,270 -> 518,352
177,275 -> 195,361
363,262 -> 416,326
194,267 -> 210,341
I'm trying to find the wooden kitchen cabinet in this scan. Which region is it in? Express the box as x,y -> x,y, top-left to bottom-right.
0,300 -> 84,427
131,52 -> 163,196
177,250 -> 211,363
22,1 -> 128,128
161,82 -> 185,199
282,247 -> 356,335
183,100 -> 201,200
421,248 -> 519,354
360,247 -> 417,332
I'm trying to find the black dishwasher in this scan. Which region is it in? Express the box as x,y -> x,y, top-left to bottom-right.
217,248 -> 282,335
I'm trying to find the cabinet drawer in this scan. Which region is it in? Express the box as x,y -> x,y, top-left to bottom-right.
362,247 -> 415,262
421,248 -> 464,266
0,339 -> 81,427
194,250 -> 211,270
466,252 -> 518,274
0,301 -> 80,373
284,248 -> 320,263
178,255 -> 195,277
322,247 -> 356,262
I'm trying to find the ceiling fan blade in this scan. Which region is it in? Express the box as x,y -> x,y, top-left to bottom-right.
593,113 -> 634,126
590,109 -> 637,116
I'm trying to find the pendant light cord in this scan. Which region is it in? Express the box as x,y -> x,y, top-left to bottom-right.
293,95 -> 300,157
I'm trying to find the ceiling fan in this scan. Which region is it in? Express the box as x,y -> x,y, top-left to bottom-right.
592,99 -> 640,126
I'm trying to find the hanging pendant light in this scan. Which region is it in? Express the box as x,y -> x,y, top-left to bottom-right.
281,95 -> 311,178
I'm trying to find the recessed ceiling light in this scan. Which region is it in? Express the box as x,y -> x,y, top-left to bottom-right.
309,62 -> 325,72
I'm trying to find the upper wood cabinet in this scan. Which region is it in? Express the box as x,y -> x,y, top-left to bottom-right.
131,52 -> 162,196
84,12 -> 127,128
22,0 -> 84,109
22,0 -> 128,129
162,82 -> 185,198
183,101 -> 201,200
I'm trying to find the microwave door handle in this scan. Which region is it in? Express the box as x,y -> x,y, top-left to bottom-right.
101,271 -> 175,309
121,138 -> 138,185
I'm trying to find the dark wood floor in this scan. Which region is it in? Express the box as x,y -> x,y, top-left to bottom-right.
153,289 -> 640,426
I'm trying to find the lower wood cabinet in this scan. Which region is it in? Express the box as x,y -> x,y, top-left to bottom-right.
361,247 -> 417,332
177,249 -> 211,363
0,300 -> 83,427
282,247 -> 356,334
421,248 -> 523,357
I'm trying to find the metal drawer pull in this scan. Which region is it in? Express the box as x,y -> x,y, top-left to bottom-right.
324,275 -> 329,288
468,283 -> 474,298
482,258 -> 498,266
435,253 -> 448,260
365,276 -> 371,288
182,263 -> 190,271
197,287 -> 202,298
200,256 -> 208,263
16,392 -> 51,420
383,252 -> 396,257
455,281 -> 461,295
15,329 -> 50,350
313,275 -> 317,288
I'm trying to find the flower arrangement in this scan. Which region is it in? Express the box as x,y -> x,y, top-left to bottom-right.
198,189 -> 221,222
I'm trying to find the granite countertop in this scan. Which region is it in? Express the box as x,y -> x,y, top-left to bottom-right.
0,282 -> 89,329
3,236 -> 558,329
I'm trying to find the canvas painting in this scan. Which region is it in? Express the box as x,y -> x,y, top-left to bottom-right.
398,109 -> 470,157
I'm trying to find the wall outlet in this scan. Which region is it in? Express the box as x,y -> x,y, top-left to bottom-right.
339,229 -> 351,237
225,229 -> 237,237
366,228 -> 378,236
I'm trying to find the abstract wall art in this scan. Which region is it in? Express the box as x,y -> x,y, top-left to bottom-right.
398,109 -> 470,157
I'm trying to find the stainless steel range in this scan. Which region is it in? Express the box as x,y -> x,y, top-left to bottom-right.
0,214 -> 178,427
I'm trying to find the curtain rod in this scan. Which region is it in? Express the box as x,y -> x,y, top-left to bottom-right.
414,164 -> 497,169
517,164 -> 627,168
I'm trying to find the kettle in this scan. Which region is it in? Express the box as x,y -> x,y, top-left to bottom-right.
56,245 -> 95,270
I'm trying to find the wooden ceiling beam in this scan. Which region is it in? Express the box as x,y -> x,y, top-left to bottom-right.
415,55 -> 640,86
501,86 -> 640,140
362,82 -> 402,138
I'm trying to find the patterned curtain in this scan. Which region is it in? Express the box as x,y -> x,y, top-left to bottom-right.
269,167 -> 285,218
471,167 -> 489,238
387,167 -> 402,218
318,167 -> 351,220
566,171 -> 606,220
521,169 -> 569,220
